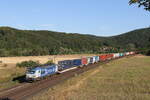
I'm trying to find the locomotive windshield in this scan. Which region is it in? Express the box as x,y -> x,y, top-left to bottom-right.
27,70 -> 36,74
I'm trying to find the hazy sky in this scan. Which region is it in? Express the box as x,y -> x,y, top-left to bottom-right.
0,0 -> 149,36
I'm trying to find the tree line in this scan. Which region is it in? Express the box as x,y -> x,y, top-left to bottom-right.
0,27 -> 149,57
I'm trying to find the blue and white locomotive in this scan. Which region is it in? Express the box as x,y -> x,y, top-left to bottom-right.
26,64 -> 58,81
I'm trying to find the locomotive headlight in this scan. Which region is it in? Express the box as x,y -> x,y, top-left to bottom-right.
26,74 -> 36,78
32,75 -> 36,78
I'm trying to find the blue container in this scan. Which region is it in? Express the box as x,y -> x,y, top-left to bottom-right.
94,56 -> 99,62
73,59 -> 82,66
89,57 -> 94,64
120,53 -> 124,57
121,53 -> 123,56
119,53 -> 122,57
58,60 -> 74,71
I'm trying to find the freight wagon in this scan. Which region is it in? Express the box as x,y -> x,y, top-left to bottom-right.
87,57 -> 91,64
94,56 -> 100,63
73,59 -> 82,67
58,60 -> 74,71
89,56 -> 96,64
58,59 -> 83,73
113,53 -> 120,58
82,58 -> 88,66
106,54 -> 113,60
99,55 -> 107,61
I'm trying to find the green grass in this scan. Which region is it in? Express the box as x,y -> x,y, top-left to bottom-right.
29,55 -> 150,100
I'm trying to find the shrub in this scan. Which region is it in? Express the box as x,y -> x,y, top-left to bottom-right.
139,49 -> 150,55
16,60 -> 56,68
16,60 -> 40,68
146,50 -> 150,56
44,60 -> 54,65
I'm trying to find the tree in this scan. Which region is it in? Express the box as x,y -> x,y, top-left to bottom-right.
129,0 -> 150,11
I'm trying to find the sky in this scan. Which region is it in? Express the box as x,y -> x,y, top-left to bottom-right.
0,0 -> 149,36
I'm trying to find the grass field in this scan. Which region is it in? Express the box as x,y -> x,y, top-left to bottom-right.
29,55 -> 150,100
0,54 -> 96,64
0,63 -> 25,90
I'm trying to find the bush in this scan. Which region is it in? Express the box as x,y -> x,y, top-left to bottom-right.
16,60 -> 56,68
139,49 -> 150,55
146,50 -> 150,56
44,60 -> 54,65
16,60 -> 40,68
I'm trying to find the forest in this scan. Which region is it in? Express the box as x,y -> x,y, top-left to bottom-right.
0,27 -> 150,56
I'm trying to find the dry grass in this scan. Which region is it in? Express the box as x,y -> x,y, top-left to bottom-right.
0,54 -> 96,64
0,66 -> 25,90
29,55 -> 150,100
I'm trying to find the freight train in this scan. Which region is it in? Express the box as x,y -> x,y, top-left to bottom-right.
26,52 -> 135,81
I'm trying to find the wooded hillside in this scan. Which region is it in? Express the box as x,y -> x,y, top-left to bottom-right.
0,27 -> 149,56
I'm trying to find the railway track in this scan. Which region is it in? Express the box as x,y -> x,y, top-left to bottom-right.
0,55 -> 135,100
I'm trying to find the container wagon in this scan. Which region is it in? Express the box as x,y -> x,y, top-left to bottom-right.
87,57 -> 91,64
94,56 -> 100,63
89,57 -> 95,64
82,58 -> 88,66
58,60 -> 78,73
73,59 -> 82,67
58,60 -> 74,71
99,55 -> 107,61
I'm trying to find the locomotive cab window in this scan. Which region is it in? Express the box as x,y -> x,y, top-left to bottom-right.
41,70 -> 45,74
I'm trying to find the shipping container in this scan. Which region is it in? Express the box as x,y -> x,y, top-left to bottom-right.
73,59 -> 82,67
126,52 -> 130,56
99,55 -> 107,61
113,53 -> 117,58
105,54 -> 109,60
119,53 -> 121,57
129,52 -> 134,55
94,56 -> 99,62
117,53 -> 119,57
121,53 -> 124,56
90,57 -> 94,64
113,53 -> 118,58
82,58 -> 88,66
110,54 -> 114,59
58,60 -> 74,71
119,53 -> 123,57
130,51 -> 135,55
93,56 -> 96,63
107,54 -> 113,60
123,53 -> 126,56
87,57 -> 91,64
